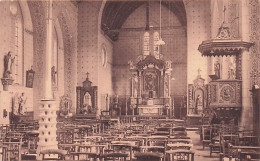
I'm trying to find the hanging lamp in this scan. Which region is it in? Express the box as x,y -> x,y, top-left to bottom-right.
156,0 -> 165,45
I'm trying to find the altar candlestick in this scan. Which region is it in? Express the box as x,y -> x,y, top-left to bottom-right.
126,95 -> 128,116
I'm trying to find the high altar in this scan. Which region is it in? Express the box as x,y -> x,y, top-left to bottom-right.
128,50 -> 172,116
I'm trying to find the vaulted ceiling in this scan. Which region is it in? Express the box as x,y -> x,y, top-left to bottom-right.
101,0 -> 186,41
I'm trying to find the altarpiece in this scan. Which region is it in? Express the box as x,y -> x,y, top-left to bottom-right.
128,54 -> 172,116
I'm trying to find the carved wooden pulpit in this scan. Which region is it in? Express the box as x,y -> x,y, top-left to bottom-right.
208,80 -> 242,125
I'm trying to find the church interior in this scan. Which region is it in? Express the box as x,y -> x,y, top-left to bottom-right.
0,0 -> 260,160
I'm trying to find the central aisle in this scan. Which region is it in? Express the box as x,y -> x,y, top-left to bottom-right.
187,131 -> 219,161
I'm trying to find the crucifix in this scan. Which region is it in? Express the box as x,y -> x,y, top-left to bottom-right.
86,72 -> 89,79
223,6 -> 226,23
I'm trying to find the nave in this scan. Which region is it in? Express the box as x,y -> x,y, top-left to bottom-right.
1,0 -> 260,160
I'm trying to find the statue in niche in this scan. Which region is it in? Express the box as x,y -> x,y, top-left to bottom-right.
133,76 -> 138,98
165,61 -> 172,69
51,66 -> 57,86
18,93 -> 27,115
214,61 -> 220,79
149,91 -> 153,99
3,51 -> 15,78
59,95 -> 72,117
82,92 -> 92,114
194,93 -> 203,114
128,60 -> 134,69
228,58 -> 236,79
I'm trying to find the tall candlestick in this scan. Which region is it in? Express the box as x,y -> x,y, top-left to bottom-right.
126,95 -> 128,116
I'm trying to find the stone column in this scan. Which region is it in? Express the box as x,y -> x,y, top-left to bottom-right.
37,0 -> 58,159
240,0 -> 253,130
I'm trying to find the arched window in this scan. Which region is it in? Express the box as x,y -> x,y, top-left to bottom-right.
12,2 -> 24,85
143,32 -> 150,56
153,31 -> 160,59
52,27 -> 58,89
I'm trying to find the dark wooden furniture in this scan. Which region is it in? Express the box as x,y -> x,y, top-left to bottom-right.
252,86 -> 260,137
134,152 -> 163,161
76,74 -> 98,115
166,149 -> 195,161
39,149 -> 67,160
201,125 -> 211,149
128,54 -> 173,116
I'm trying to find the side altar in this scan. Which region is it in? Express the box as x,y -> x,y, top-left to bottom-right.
128,54 -> 173,116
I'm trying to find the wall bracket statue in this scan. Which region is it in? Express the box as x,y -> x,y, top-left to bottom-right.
1,51 -> 15,91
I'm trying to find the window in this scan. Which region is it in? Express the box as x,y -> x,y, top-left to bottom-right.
13,2 -> 24,85
101,45 -> 107,67
143,32 -> 150,56
153,31 -> 160,59
52,27 -> 58,88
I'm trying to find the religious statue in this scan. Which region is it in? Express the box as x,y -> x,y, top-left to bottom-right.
59,95 -> 72,117
214,61 -> 220,79
165,61 -> 172,69
18,93 -> 27,115
114,95 -> 119,104
128,60 -> 134,69
228,58 -> 236,79
133,76 -> 138,98
81,92 -> 92,114
195,94 -> 203,114
51,66 -> 57,86
3,51 -> 15,78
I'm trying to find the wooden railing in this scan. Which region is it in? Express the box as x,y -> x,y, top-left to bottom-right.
120,115 -> 168,124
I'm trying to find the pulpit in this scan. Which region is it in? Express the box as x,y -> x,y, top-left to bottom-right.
128,54 -> 172,116
208,80 -> 242,125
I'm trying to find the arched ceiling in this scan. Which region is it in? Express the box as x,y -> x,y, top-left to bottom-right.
101,0 -> 186,41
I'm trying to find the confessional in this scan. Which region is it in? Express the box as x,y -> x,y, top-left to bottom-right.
129,55 -> 172,116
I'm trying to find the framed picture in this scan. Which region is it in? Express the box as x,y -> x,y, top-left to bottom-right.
26,69 -> 35,88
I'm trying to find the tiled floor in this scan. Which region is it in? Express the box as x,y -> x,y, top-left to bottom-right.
187,131 -> 219,161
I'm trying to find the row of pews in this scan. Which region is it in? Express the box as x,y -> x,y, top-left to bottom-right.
0,118 -> 194,161
200,124 -> 260,161
0,122 -> 39,161
56,119 -> 194,161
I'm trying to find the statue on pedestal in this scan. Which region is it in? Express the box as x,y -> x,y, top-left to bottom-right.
214,61 -> 220,79
228,58 -> 236,79
3,51 -> 15,78
51,66 -> 57,86
195,94 -> 202,114
18,93 -> 27,115
2,52 -> 15,91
